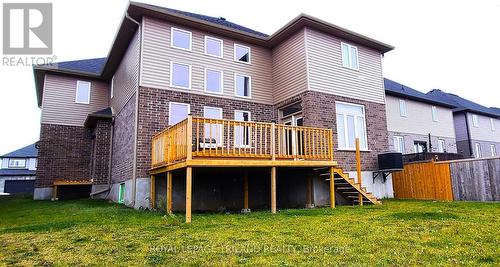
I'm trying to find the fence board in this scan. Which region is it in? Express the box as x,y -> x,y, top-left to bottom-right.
392,161 -> 453,200
450,158 -> 500,201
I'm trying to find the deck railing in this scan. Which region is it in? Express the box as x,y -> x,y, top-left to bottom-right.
151,116 -> 334,167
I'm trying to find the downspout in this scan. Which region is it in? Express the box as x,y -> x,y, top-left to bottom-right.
463,112 -> 473,157
90,118 -> 114,198
428,133 -> 432,152
126,12 -> 141,207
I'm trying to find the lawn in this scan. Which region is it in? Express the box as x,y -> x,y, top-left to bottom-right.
0,197 -> 499,266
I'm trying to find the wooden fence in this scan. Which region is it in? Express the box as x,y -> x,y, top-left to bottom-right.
392,157 -> 500,201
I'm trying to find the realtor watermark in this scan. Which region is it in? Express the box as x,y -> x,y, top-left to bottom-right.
148,244 -> 350,255
2,2 -> 56,66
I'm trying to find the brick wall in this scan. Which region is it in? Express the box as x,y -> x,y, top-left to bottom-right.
111,94 -> 136,184
90,120 -> 112,184
35,124 -> 92,188
136,87 -> 276,178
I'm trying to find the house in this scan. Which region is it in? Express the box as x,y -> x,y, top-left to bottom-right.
384,79 -> 457,155
427,89 -> 500,158
0,143 -> 38,195
32,2 -> 394,220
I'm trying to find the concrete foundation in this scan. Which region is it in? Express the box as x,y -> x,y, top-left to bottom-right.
33,187 -> 53,200
91,184 -> 110,199
347,171 -> 394,199
108,178 -> 151,209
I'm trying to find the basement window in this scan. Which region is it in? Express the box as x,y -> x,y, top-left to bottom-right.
118,183 -> 125,204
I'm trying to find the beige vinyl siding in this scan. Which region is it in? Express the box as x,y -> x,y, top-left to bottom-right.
41,74 -> 109,126
305,28 -> 385,104
140,17 -> 274,105
386,95 -> 456,138
272,29 -> 308,103
112,27 -> 140,113
467,113 -> 500,142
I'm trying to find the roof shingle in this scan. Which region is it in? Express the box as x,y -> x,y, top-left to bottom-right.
426,89 -> 500,118
384,78 -> 454,108
1,143 -> 38,158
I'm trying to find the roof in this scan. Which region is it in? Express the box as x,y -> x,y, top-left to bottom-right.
426,89 -> 500,118
490,107 -> 500,116
384,78 -> 454,108
34,3 -> 394,107
1,143 -> 38,158
0,169 -> 36,176
84,107 -> 113,128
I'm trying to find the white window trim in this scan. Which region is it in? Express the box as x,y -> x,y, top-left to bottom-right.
432,106 -> 438,122
399,99 -> 407,117
490,118 -> 495,131
335,101 -> 368,151
170,27 -> 192,51
472,114 -> 479,127
475,143 -> 482,158
110,75 -> 115,99
170,61 -> 192,90
8,158 -> 26,168
203,106 -> 224,147
234,110 -> 252,148
340,42 -> 359,71
204,36 -> 224,58
490,144 -> 497,157
437,139 -> 446,153
168,102 -> 190,126
233,43 -> 251,64
234,73 -> 252,99
393,136 -> 405,153
204,68 -> 224,95
75,80 -> 91,104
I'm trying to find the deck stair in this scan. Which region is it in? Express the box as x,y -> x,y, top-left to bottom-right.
317,168 -> 381,205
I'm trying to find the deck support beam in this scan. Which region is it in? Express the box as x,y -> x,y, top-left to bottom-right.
150,175 -> 156,209
166,171 -> 172,213
185,167 -> 192,223
242,171 -> 250,213
271,167 -> 277,214
329,167 -> 335,208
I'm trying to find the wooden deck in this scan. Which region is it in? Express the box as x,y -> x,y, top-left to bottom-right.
150,116 -> 336,173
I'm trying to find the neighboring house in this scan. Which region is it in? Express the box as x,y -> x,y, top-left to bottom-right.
32,2 -> 394,210
0,143 -> 38,195
427,90 -> 500,158
384,79 -> 457,154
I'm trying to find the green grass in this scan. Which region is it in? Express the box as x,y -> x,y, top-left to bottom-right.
0,197 -> 499,266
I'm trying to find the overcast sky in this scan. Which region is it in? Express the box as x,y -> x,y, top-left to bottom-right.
0,0 -> 499,155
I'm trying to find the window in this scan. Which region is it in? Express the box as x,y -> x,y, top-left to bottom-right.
170,62 -> 191,89
171,27 -> 191,50
472,114 -> 479,127
118,183 -> 125,204
393,136 -> 405,153
168,102 -> 190,125
204,69 -> 223,94
341,42 -> 359,70
399,99 -> 407,117
475,143 -> 482,158
75,81 -> 91,104
414,141 -> 427,153
491,145 -> 497,157
205,36 -> 223,58
8,159 -> 26,168
490,118 -> 495,131
235,74 -> 251,98
432,106 -> 438,122
234,44 -> 250,63
203,106 -> 223,146
336,102 -> 368,150
235,110 -> 251,147
437,139 -> 446,153
110,76 -> 115,99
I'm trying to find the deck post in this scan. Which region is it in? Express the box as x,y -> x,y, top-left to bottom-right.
242,170 -> 250,213
271,167 -> 277,214
306,175 -> 314,208
356,138 -> 363,206
150,175 -> 156,209
329,167 -> 335,208
186,115 -> 193,161
52,185 -> 58,201
166,171 -> 172,213
186,167 -> 192,223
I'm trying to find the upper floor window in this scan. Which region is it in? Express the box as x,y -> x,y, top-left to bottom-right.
170,62 -> 191,89
205,36 -> 223,58
393,136 -> 405,153
235,74 -> 251,98
490,144 -> 497,157
341,42 -> 359,70
471,114 -> 479,127
234,44 -> 250,63
75,81 -> 91,104
490,118 -> 495,131
8,159 -> 26,168
171,27 -> 192,51
399,99 -> 407,117
110,76 -> 115,99
336,102 -> 368,150
204,69 -> 223,94
432,106 -> 438,122
169,102 -> 190,125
